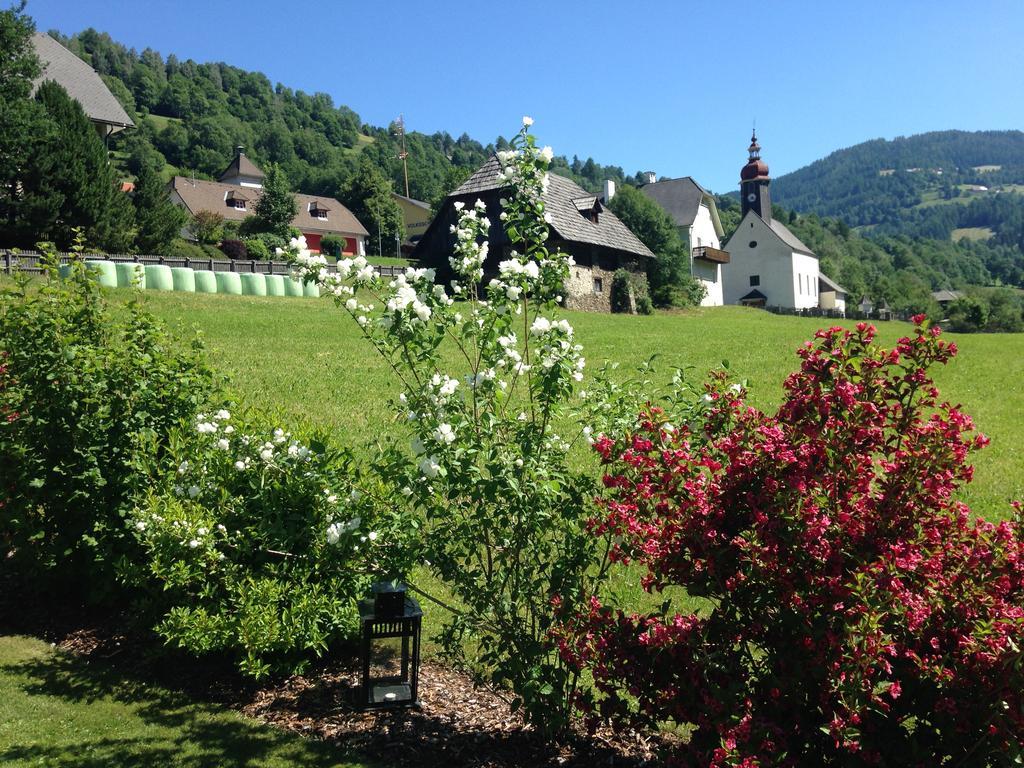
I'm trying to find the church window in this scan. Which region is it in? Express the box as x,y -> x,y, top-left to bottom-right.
750,275 -> 760,287
749,241 -> 757,248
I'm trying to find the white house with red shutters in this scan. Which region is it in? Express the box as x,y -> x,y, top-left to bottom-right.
169,149 -> 368,255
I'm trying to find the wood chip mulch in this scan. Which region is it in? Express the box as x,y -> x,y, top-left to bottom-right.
1,590 -> 672,767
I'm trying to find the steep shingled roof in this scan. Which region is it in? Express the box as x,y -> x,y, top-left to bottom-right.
818,272 -> 848,295
768,218 -> 815,256
451,157 -> 653,259
219,151 -> 266,183
31,33 -> 134,132
639,176 -> 706,227
170,177 -> 368,237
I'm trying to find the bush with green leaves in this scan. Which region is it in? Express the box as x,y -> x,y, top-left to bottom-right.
0,241 -> 213,595
286,119 -> 699,732
319,233 -> 345,258
241,237 -> 269,261
610,268 -> 653,315
134,411 -> 414,678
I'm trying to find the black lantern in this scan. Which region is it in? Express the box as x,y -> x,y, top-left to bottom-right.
358,581 -> 422,708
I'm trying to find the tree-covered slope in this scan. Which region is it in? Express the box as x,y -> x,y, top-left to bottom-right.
771,130 -> 1024,227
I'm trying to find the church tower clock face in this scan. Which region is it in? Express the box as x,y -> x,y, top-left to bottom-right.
747,192 -> 757,203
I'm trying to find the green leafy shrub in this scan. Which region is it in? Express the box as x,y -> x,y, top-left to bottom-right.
166,238 -> 210,262
610,269 -> 653,314
242,238 -> 270,261
0,244 -> 213,596
610,269 -> 633,313
134,412 -> 413,677
320,233 -> 344,258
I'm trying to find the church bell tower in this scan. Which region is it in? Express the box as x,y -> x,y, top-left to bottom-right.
740,131 -> 771,222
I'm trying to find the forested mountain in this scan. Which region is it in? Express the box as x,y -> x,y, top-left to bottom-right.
769,130 -> 1024,253
48,28 -> 633,209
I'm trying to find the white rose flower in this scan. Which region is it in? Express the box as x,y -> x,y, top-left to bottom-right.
188,539 -> 199,549
433,423 -> 456,445
368,531 -> 378,542
217,438 -> 230,451
234,460 -> 246,471
522,115 -> 534,127
326,522 -> 342,546
418,455 -> 441,478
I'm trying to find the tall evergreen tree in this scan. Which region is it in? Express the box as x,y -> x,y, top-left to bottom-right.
0,2 -> 49,245
133,161 -> 185,254
21,80 -> 131,250
341,156 -> 403,255
251,162 -> 296,239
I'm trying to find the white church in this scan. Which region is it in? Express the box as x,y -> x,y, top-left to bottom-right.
722,133 -> 846,314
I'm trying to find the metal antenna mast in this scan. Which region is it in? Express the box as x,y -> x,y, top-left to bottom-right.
395,114 -> 410,198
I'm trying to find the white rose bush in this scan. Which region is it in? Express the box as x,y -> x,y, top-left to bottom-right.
133,408 -> 413,678
286,120 -> 629,731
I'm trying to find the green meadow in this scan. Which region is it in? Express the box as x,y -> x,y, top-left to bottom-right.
132,290 -> 1024,522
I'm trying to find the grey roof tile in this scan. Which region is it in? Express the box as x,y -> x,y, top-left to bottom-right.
818,272 -> 848,294
639,176 -> 706,227
768,218 -> 815,256
451,156 -> 653,259
31,33 -> 134,132
170,177 -> 368,237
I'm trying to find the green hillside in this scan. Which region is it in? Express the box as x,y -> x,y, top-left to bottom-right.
771,130 -> 1024,225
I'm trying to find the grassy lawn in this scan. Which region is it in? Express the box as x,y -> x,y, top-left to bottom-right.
134,291 -> 1024,521
0,635 -> 371,768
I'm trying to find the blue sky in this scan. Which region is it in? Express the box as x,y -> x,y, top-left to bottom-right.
25,0 -> 1024,193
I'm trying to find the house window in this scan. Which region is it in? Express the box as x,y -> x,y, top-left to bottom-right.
233,199 -> 245,210
315,209 -> 327,220
750,275 -> 760,287
593,276 -> 604,294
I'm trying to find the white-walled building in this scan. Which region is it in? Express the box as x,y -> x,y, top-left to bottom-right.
723,133 -> 841,311
640,176 -> 729,306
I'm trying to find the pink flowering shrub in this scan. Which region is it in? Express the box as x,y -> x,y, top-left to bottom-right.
556,319 -> 1024,766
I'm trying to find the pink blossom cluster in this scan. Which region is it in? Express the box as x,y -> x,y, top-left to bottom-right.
555,319 -> 1024,766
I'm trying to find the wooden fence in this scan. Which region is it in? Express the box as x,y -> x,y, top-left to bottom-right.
0,250 -> 406,278
762,305 -> 908,322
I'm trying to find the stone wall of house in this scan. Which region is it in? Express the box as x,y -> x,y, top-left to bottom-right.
562,255 -> 646,313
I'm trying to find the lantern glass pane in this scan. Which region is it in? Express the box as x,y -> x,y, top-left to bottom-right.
369,635 -> 405,681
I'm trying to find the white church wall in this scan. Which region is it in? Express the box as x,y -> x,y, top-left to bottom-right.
723,213 -> 794,306
791,252 -> 821,310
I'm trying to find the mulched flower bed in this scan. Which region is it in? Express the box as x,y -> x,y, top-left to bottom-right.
0,590 -> 671,767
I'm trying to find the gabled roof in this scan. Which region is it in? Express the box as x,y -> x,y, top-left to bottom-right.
219,151 -> 266,182
170,177 -> 368,237
818,272 -> 847,295
768,218 -> 815,256
450,156 -> 653,259
640,176 -> 724,237
392,192 -> 430,210
31,33 -> 134,132
931,289 -> 964,303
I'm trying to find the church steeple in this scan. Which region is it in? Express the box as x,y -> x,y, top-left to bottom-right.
740,130 -> 771,222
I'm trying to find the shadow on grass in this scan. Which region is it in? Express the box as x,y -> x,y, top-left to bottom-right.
0,646 -> 366,767
1,643 -> 650,767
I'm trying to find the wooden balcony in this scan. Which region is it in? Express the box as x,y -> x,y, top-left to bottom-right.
693,246 -> 730,264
